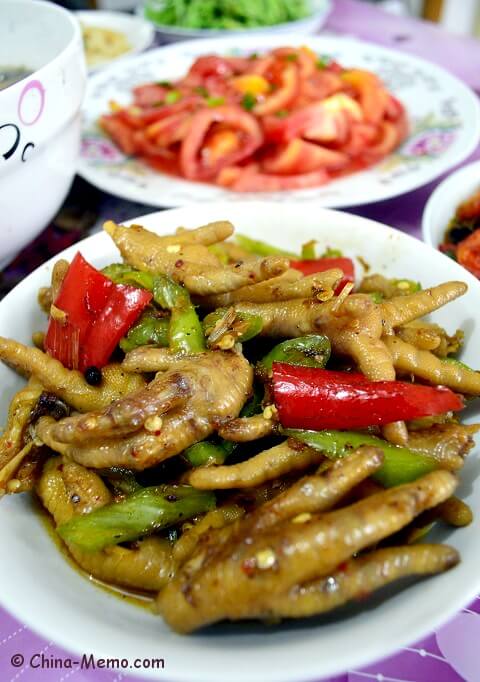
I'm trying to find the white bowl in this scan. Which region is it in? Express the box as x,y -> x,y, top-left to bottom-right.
422,160 -> 480,251
139,0 -> 331,43
76,10 -> 155,72
0,202 -> 479,682
0,0 -> 86,267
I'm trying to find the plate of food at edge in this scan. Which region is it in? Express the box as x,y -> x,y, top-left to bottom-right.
438,184 -> 480,278
78,34 -> 480,209
0,202 -> 480,682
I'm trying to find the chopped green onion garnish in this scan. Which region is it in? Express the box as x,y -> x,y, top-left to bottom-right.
321,247 -> 343,258
242,93 -> 257,111
165,90 -> 182,104
206,96 -> 225,107
195,86 -> 209,97
316,55 -> 331,69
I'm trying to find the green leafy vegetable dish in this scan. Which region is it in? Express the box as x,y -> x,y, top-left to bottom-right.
144,0 -> 310,30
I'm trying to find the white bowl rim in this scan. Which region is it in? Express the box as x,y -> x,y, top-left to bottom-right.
0,0 -> 83,99
422,159 -> 480,247
1,202 -> 480,682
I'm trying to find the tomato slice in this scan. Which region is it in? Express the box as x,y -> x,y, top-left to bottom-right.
361,121 -> 399,161
272,47 -> 316,79
384,95 -> 406,121
203,129 -> 240,164
341,70 -> 387,124
253,62 -> 299,116
262,139 -> 348,174
303,109 -> 350,144
133,130 -> 176,158
118,96 -> 201,132
133,84 -> 169,107
180,105 -> 263,180
299,71 -> 344,102
218,166 -> 330,192
341,122 -> 378,157
262,103 -> 333,144
262,95 -> 360,146
187,55 -> 248,80
457,230 -> 480,278
145,111 -> 193,147
99,115 -> 137,155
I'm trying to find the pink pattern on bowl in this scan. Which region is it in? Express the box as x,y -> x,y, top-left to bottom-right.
17,80 -> 45,126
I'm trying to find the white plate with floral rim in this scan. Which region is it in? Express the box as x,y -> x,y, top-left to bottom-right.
78,34 -> 480,208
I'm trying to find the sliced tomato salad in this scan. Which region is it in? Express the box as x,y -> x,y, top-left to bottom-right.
100,47 -> 408,192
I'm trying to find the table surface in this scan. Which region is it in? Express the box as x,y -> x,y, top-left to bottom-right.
2,1 -> 480,680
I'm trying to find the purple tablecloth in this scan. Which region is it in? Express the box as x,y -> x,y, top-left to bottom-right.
2,1 -> 480,680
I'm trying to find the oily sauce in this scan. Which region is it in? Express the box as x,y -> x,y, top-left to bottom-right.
35,498 -> 155,612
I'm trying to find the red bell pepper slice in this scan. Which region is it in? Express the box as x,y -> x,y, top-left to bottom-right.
272,363 -> 463,431
44,253 -> 113,370
44,253 -> 152,371
81,284 -> 153,370
179,105 -> 263,180
290,257 -> 355,294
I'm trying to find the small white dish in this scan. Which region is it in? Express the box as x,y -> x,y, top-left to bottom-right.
76,10 -> 155,72
138,0 -> 331,43
0,0 -> 86,267
422,159 -> 480,250
0,201 -> 479,682
78,33 -> 480,209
